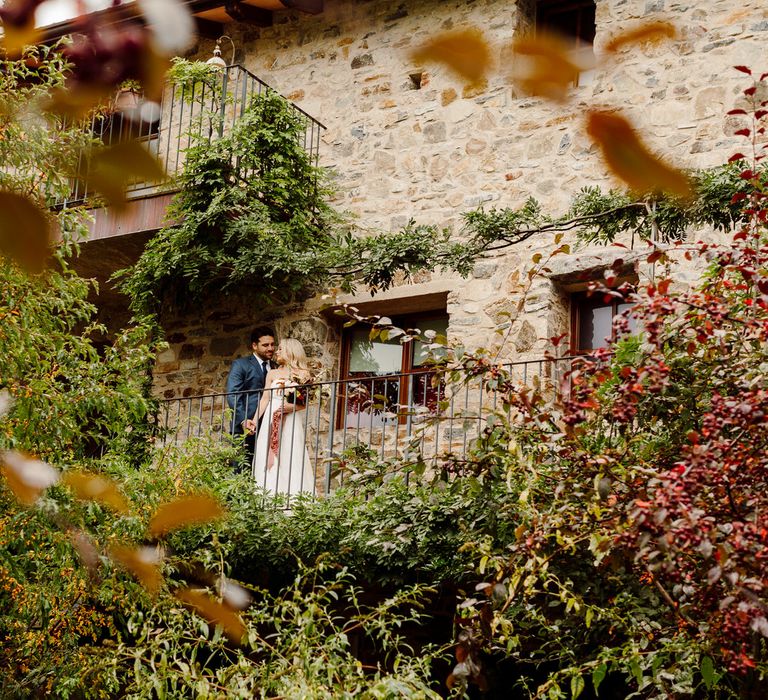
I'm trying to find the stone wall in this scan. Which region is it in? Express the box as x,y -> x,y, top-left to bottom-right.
152,0 -> 768,398
150,289 -> 340,398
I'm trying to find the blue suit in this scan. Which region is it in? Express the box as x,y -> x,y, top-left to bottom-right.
226,354 -> 272,435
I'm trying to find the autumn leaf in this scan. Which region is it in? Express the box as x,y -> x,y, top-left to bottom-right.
0,18 -> 40,58
109,544 -> 164,593
137,0 -> 195,56
604,21 -> 677,53
0,450 -> 59,505
61,471 -> 129,512
148,494 -> 225,538
175,587 -> 246,644
70,530 -> 101,577
410,28 -> 492,86
0,192 -> 51,274
586,111 -> 692,198
218,577 -> 252,610
46,86 -> 115,122
139,46 -> 172,103
511,33 -> 585,102
84,142 -> 167,210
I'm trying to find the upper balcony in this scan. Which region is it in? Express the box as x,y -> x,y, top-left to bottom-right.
70,64 -> 325,244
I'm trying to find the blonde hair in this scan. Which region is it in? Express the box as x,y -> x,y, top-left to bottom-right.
277,338 -> 311,375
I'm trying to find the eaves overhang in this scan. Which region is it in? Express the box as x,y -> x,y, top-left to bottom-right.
39,0 -> 324,43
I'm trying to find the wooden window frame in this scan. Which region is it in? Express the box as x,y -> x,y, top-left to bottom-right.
570,291 -> 635,354
337,310 -> 448,427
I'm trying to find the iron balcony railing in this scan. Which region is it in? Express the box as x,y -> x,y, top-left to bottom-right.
157,356 -> 582,506
60,64 -> 325,206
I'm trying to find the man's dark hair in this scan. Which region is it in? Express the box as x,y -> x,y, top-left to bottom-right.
250,326 -> 276,345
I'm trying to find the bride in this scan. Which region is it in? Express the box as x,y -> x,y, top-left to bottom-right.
252,338 -> 315,499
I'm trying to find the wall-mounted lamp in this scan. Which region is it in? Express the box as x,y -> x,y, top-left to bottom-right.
206,35 -> 236,69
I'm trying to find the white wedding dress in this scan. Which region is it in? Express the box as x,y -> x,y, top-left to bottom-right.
252,384 -> 315,499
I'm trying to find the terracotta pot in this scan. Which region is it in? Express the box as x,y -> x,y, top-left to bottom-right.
114,88 -> 141,113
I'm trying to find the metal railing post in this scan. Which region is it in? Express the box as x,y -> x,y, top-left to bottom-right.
325,380 -> 338,495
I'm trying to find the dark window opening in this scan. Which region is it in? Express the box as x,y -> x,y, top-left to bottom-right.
536,0 -> 596,85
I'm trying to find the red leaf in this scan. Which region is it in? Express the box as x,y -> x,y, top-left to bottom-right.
550,333 -> 568,347
657,278 -> 671,294
727,109 -> 748,115
734,66 -> 752,75
755,110 -> 768,120
744,87 -> 757,96
647,250 -> 663,264
728,153 -> 746,162
741,169 -> 755,180
734,128 -> 751,137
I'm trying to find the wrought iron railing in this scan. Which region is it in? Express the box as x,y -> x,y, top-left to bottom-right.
60,64 -> 325,206
157,356 -> 581,506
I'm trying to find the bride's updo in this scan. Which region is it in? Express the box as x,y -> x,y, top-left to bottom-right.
277,338 -> 311,374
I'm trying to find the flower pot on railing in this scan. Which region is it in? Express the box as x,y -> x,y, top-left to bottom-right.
114,88 -> 142,116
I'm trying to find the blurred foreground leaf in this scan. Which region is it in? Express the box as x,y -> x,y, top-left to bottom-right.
137,0 -> 195,56
46,86 -> 114,121
0,17 -> 40,57
175,587 -> 246,644
148,494 -> 225,538
109,544 -> 164,593
411,28 -> 491,85
586,111 -> 691,198
62,471 -> 129,512
70,530 -> 101,577
511,33 -> 584,102
0,450 -> 60,505
0,191 -> 50,273
84,141 -> 167,210
605,21 -> 676,53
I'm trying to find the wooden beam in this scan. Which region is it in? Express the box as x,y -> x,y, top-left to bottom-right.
224,0 -> 273,26
280,0 -> 323,14
195,17 -> 225,39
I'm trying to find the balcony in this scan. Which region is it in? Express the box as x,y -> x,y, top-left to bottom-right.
157,356 -> 580,505
67,64 -> 325,240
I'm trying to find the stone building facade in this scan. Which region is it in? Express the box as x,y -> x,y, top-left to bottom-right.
77,0 -> 768,399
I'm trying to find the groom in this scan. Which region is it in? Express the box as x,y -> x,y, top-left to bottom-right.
226,326 -> 276,471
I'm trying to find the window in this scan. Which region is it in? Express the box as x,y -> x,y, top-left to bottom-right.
340,313 -> 448,427
571,292 -> 636,353
536,0 -> 596,85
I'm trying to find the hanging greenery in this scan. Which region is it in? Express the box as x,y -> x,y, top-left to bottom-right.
117,85 -> 339,315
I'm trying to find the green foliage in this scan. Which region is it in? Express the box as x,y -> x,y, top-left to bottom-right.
0,46 -> 156,464
118,87 -> 338,315
0,43 -> 97,207
0,258 -> 156,463
1,440 -> 447,698
569,161 -> 760,245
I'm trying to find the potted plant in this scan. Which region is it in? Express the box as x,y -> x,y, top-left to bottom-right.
113,79 -> 143,113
